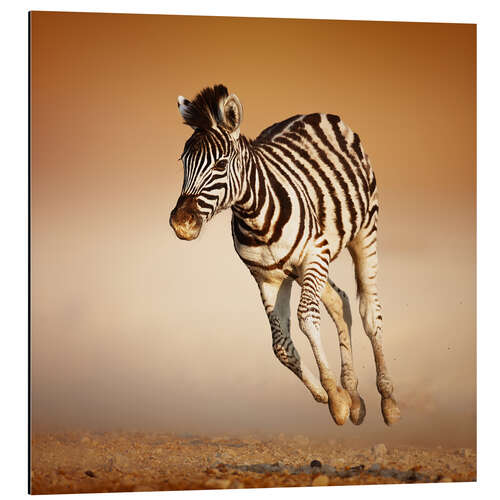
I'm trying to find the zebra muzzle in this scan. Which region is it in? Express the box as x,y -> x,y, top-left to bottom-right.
170,195 -> 203,241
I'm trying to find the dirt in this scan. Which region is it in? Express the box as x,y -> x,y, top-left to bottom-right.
30,431 -> 476,494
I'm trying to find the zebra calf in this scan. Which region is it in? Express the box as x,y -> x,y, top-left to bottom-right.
170,85 -> 400,426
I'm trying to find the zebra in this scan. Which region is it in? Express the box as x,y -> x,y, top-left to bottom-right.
170,84 -> 400,426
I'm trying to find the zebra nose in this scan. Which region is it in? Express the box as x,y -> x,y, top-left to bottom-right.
170,195 -> 203,240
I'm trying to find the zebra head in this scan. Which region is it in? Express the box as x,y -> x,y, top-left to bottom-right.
170,85 -> 243,241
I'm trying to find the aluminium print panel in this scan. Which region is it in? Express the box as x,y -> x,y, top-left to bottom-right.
29,11 -> 476,495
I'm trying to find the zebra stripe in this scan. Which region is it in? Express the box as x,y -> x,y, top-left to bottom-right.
170,85 -> 400,427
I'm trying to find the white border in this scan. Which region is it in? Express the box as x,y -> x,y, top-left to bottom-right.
20,0 -> 481,23
2,1 -> 498,499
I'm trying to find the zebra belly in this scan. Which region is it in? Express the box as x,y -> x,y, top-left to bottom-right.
231,205 -> 349,280
232,236 -> 304,282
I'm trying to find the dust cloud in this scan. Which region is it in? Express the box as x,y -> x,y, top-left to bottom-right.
30,12 -> 475,449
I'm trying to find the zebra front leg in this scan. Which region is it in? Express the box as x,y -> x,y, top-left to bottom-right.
297,263 -> 352,425
258,278 -> 328,404
322,279 -> 366,425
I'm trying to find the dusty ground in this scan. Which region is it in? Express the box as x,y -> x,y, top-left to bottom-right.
30,431 -> 476,494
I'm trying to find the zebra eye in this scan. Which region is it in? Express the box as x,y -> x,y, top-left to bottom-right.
213,159 -> 228,172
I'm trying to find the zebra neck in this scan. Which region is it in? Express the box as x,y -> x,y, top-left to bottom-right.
231,145 -> 272,233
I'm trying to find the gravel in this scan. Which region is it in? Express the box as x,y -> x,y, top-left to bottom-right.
312,475 -> 329,486
372,443 -> 388,457
30,431 -> 475,494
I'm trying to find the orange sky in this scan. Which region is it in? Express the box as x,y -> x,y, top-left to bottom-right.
30,12 -> 475,447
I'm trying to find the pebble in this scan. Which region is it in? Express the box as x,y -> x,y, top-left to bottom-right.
348,465 -> 365,472
205,478 -> 231,489
84,470 -> 95,478
372,443 -> 387,457
312,475 -> 329,486
379,469 -> 397,478
397,470 -> 417,482
104,458 -> 113,472
114,453 -> 130,469
320,465 -> 338,475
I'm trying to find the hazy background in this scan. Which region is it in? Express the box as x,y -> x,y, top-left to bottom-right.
30,12 -> 475,447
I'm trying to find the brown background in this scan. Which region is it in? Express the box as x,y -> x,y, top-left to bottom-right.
30,12 -> 476,447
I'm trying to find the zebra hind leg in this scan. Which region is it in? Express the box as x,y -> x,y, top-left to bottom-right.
348,229 -> 401,426
322,279 -> 366,425
297,261 -> 352,425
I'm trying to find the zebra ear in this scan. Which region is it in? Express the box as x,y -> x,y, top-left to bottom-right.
221,94 -> 242,139
177,96 -> 196,129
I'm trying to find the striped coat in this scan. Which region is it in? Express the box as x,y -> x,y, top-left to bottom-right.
170,85 -> 400,426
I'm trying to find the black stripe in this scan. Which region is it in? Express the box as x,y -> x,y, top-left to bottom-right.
255,114 -> 303,143
259,144 -> 314,243
326,114 -> 370,212
352,133 -> 364,163
273,136 -> 327,231
302,115 -> 363,239
294,117 -> 353,243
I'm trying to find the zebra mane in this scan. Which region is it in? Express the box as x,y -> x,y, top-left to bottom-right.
181,84 -> 229,130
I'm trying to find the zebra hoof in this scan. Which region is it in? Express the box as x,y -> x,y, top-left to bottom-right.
349,394 -> 366,425
381,396 -> 401,426
327,387 -> 352,425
